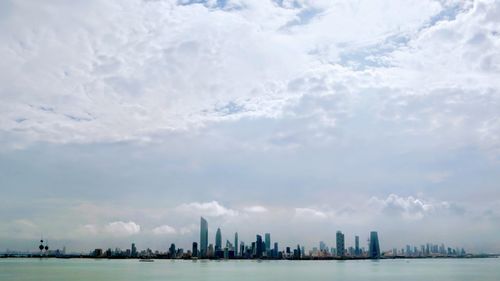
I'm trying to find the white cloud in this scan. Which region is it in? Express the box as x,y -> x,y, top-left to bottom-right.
179,224 -> 197,235
0,0 -> 470,147
294,207 -> 328,219
104,221 -> 141,236
81,224 -> 99,236
369,194 -> 464,220
243,205 -> 268,213
177,201 -> 238,217
152,225 -> 177,235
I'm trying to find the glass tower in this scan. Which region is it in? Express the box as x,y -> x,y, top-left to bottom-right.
265,233 -> 271,251
215,228 -> 222,251
336,231 -> 345,257
234,232 -> 239,256
369,231 -> 381,259
200,217 -> 208,257
355,236 -> 360,256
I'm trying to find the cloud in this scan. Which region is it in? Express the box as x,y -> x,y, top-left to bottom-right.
243,205 -> 268,213
81,224 -> 99,236
176,201 -> 238,217
294,207 -> 328,219
152,225 -> 177,235
104,221 -> 141,236
0,0 -> 465,147
369,194 -> 464,220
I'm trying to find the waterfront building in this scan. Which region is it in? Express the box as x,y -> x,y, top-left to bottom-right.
192,242 -> 198,257
319,241 -> 326,254
256,235 -> 263,258
240,242 -> 245,258
234,232 -> 239,257
169,243 -> 176,258
265,233 -> 271,251
336,231 -> 345,257
215,228 -> 222,251
355,236 -> 360,256
131,243 -> 137,257
369,231 -> 381,259
200,217 -> 208,257
208,244 -> 214,257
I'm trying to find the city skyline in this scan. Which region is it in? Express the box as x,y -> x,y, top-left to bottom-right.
2,216 -> 473,258
1,0 -> 500,255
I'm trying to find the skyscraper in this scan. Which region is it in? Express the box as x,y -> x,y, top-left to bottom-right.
215,228 -> 222,251
200,217 -> 208,257
256,235 -> 263,258
234,232 -> 239,257
192,242 -> 198,258
355,236 -> 360,256
169,243 -> 176,257
369,231 -> 381,259
336,231 -> 345,257
319,241 -> 326,252
265,233 -> 271,251
131,243 -> 137,258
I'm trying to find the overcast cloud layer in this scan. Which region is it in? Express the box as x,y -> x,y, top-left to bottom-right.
1,0 -> 500,253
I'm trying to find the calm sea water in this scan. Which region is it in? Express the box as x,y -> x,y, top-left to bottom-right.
0,258 -> 499,281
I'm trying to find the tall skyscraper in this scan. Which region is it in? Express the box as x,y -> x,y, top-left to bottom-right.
215,228 -> 222,251
256,235 -> 263,258
265,233 -> 271,251
169,243 -> 176,257
240,242 -> 245,258
131,243 -> 137,257
369,231 -> 381,259
336,231 -> 345,257
200,217 -> 208,257
355,236 -> 360,256
192,242 -> 198,258
234,232 -> 239,256
273,242 -> 278,258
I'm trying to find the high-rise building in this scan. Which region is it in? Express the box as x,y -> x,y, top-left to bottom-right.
169,243 -> 176,258
200,217 -> 208,257
265,233 -> 271,251
234,232 -> 239,257
336,231 -> 345,257
369,231 -> 381,259
240,242 -> 245,258
355,236 -> 360,256
273,242 -> 278,258
208,244 -> 214,257
131,243 -> 137,257
256,235 -> 263,258
215,228 -> 222,251
192,242 -> 198,258
319,241 -> 326,252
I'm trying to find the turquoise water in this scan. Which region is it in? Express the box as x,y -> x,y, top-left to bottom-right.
0,258 -> 499,281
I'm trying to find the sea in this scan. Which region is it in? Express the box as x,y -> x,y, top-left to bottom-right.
0,258 -> 499,281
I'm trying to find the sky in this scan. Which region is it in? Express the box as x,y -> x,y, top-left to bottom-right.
0,0 -> 500,254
